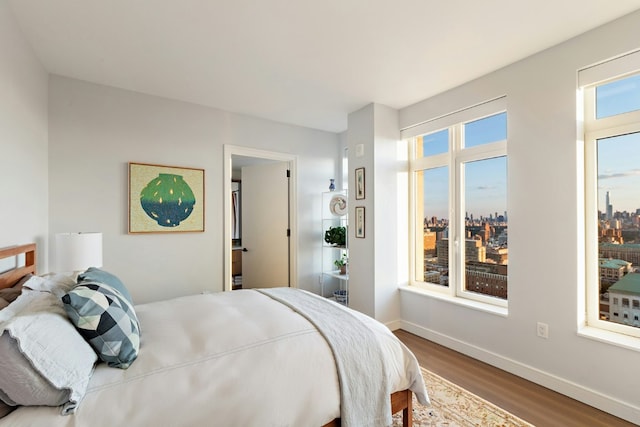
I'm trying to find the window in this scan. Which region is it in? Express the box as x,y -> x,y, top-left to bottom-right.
406,98 -> 508,307
582,51 -> 640,339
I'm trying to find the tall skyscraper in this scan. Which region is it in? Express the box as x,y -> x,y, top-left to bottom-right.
606,191 -> 613,220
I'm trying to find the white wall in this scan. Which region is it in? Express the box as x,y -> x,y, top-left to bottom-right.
398,10 -> 640,423
48,76 -> 340,303
0,3 -> 48,270
347,104 -> 376,315
372,104 -> 403,324
347,104 -> 403,324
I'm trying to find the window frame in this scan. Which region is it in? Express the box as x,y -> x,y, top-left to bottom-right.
582,56 -> 640,339
405,97 -> 508,308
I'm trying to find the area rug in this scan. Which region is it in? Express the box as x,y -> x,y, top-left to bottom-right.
392,367 -> 535,427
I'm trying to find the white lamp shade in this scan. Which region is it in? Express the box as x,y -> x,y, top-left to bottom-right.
56,232 -> 103,273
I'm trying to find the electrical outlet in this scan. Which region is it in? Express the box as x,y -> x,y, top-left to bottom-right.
537,322 -> 549,339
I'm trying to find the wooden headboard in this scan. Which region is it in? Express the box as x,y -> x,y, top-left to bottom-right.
0,243 -> 36,289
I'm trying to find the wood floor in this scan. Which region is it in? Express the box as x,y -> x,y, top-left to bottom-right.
394,330 -> 635,427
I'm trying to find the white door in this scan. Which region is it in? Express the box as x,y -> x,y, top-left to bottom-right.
241,161 -> 290,288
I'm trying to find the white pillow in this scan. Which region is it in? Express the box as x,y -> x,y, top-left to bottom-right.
22,273 -> 76,297
0,289 -> 97,414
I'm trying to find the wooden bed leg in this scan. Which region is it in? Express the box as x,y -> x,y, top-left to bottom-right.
323,389 -> 413,427
390,389 -> 412,427
403,391 -> 412,427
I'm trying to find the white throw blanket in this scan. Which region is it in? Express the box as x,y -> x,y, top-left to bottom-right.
259,288 -> 427,427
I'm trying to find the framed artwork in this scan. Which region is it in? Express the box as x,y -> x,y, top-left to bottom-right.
129,162 -> 205,233
355,167 -> 365,200
355,206 -> 365,238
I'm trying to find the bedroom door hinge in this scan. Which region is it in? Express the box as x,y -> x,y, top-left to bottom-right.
286,169 -> 290,178
286,228 -> 291,237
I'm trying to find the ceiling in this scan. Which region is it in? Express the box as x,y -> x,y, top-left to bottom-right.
8,1 -> 640,133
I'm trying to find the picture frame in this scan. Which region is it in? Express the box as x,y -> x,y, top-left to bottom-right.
355,167 -> 365,200
129,162 -> 205,233
355,206 -> 365,238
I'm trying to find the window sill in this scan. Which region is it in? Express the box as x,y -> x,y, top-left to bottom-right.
577,325 -> 640,352
399,285 -> 508,317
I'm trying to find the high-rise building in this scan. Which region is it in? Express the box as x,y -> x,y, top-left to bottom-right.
466,238 -> 486,263
606,191 -> 613,220
423,229 -> 436,257
479,222 -> 491,244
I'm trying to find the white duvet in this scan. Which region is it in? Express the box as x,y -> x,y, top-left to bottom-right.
1,289 -> 426,427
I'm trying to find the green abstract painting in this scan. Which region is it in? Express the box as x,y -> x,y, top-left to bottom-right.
129,163 -> 204,233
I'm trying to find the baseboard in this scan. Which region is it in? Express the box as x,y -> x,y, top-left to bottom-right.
385,319 -> 403,331
400,320 -> 640,425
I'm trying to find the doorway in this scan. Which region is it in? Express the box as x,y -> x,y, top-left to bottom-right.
223,145 -> 297,292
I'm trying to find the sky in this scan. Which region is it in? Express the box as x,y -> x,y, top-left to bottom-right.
420,72 -> 640,220
596,74 -> 640,214
422,113 -> 507,220
598,132 -> 640,214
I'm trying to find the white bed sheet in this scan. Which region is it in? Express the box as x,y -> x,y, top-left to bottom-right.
1,289 -> 423,427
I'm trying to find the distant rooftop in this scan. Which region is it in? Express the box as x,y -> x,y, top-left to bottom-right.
609,273 -> 640,295
600,243 -> 640,250
599,258 -> 631,269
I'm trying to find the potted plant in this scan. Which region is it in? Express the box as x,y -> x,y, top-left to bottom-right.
334,254 -> 348,275
324,226 -> 346,247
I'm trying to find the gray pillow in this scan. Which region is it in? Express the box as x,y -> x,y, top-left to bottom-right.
0,291 -> 97,414
77,268 -> 134,304
62,282 -> 140,369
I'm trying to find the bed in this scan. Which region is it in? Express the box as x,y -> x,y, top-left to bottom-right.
0,243 -> 428,426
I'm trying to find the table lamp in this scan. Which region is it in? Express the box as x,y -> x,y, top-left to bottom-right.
55,232 -> 103,275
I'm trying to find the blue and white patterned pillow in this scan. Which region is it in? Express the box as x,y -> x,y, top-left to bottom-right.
62,282 -> 140,369
77,268 -> 133,304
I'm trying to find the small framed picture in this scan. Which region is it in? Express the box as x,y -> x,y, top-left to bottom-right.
355,167 -> 365,200
355,206 -> 365,238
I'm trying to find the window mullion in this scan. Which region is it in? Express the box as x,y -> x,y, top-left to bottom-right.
411,153 -> 449,171
457,142 -> 507,164
584,131 -> 599,327
451,124 -> 463,298
586,110 -> 640,134
408,138 -> 419,286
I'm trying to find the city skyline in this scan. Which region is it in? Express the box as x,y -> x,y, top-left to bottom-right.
598,132 -> 640,214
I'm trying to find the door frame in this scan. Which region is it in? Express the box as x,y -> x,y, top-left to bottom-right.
223,144 -> 298,291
